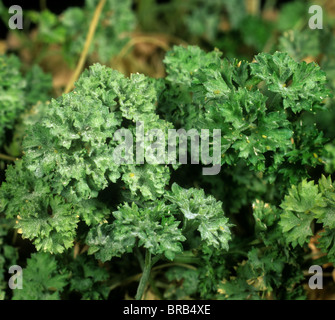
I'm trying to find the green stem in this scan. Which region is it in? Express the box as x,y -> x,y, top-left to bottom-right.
135,247 -> 144,271
0,153 -> 17,161
40,0 -> 47,11
135,250 -> 152,300
173,252 -> 201,265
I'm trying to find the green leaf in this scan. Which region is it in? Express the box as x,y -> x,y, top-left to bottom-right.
317,229 -> 335,264
12,253 -> 68,300
166,183 -> 232,250
250,52 -> 331,113
87,201 -> 186,262
280,180 -> 326,247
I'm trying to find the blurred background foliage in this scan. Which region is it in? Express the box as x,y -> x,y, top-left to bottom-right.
0,0 -> 333,88
0,0 -> 335,300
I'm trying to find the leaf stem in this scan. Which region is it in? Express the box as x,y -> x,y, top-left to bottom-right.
64,0 -> 106,94
0,153 -> 17,161
40,0 -> 47,11
135,250 -> 152,300
135,247 -> 145,270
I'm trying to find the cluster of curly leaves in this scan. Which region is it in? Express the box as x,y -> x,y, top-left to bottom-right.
1,45 -> 334,300
0,54 -> 51,149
